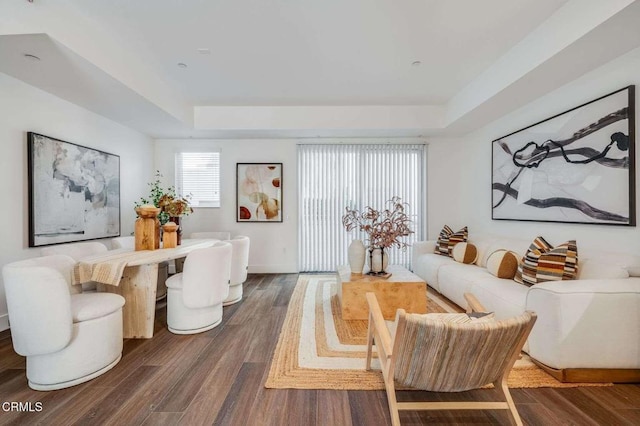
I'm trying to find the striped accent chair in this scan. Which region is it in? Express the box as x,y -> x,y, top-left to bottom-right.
366,292 -> 536,426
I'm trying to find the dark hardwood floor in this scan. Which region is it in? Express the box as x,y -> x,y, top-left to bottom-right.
1,273 -> 640,425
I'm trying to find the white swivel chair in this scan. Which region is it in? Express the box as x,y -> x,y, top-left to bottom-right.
2,255 -> 125,391
181,232 -> 231,275
111,236 -> 168,300
165,241 -> 232,334
190,231 -> 232,241
111,236 -> 135,250
223,236 -> 250,306
41,242 -> 108,292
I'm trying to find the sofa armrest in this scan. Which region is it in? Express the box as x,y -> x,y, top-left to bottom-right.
411,240 -> 437,271
525,278 -> 640,369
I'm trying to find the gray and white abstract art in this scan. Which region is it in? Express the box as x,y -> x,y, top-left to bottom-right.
28,132 -> 120,246
492,86 -> 635,226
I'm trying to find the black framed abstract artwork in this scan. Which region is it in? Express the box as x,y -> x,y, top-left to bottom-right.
492,85 -> 635,226
236,163 -> 282,222
28,132 -> 121,247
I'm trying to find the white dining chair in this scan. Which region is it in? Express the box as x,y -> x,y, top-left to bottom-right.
41,242 -> 109,292
190,231 -> 232,241
2,255 -> 125,390
223,236 -> 250,306
165,241 -> 232,334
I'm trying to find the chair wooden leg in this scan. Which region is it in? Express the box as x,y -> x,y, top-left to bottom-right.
366,311 -> 374,370
493,379 -> 523,426
383,375 -> 401,426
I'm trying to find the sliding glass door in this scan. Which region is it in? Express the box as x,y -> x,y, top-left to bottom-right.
298,143 -> 426,272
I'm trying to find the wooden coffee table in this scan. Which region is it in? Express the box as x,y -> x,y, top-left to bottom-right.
336,265 -> 427,320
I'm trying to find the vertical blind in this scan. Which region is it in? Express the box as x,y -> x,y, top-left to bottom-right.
175,152 -> 221,207
298,144 -> 426,272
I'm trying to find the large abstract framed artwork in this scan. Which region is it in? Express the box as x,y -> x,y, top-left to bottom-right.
28,132 -> 121,247
236,163 -> 282,222
492,86 -> 635,226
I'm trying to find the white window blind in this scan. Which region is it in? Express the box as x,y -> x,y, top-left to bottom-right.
298,144 -> 426,272
175,152 -> 221,208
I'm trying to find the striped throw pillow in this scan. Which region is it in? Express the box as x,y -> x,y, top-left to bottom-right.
514,237 -> 578,285
434,225 -> 468,257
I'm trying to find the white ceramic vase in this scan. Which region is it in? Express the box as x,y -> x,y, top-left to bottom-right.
368,247 -> 388,273
348,239 -> 366,274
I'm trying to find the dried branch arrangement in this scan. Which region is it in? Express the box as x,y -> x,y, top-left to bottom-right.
342,196 -> 414,249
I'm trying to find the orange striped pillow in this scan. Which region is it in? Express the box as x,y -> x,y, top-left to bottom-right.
514,237 -> 578,286
434,225 -> 468,257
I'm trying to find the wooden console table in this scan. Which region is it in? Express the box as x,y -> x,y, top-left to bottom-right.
73,239 -> 217,338
336,265 -> 427,320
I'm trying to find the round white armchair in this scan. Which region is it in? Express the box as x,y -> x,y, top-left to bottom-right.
41,242 -> 108,292
2,255 -> 125,391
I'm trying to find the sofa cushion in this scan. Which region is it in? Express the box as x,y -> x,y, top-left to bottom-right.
70,293 -> 125,323
577,259 -> 629,280
435,225 -> 468,257
437,263 -> 495,308
578,249 -> 640,278
486,250 -> 519,279
469,279 -> 529,321
412,254 -> 456,292
452,242 -> 478,264
515,237 -> 578,286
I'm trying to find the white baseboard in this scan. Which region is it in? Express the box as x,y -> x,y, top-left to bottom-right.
249,264 -> 299,274
0,314 -> 9,332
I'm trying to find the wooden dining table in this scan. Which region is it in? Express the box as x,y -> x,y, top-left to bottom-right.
73,239 -> 218,339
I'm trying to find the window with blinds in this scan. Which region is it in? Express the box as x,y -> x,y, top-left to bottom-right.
298,143 -> 426,272
175,152 -> 221,208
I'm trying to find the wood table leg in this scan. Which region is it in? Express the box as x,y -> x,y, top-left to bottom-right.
98,263 -> 159,339
174,256 -> 186,274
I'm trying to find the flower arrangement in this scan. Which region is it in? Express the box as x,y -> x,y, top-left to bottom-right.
135,171 -> 193,225
342,196 -> 414,250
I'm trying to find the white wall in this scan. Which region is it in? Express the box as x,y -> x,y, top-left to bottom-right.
155,139 -> 299,273
154,138 -> 427,273
0,73 -> 154,331
431,46 -> 640,253
425,138 -> 467,238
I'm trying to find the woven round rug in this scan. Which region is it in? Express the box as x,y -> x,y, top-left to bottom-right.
265,274 -> 610,390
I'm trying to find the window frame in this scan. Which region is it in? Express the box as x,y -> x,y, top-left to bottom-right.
174,150 -> 222,209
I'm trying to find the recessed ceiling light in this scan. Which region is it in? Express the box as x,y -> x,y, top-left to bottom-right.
177,62 -> 188,68
411,61 -> 422,67
24,53 -> 41,61
197,48 -> 211,55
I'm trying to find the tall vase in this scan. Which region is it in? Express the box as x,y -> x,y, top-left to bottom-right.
348,239 -> 366,274
368,247 -> 388,274
169,216 -> 182,245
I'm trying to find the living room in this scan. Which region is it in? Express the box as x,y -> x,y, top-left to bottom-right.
1,1 -> 640,425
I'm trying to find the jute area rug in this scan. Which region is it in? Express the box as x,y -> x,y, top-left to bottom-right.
265,274 -> 609,390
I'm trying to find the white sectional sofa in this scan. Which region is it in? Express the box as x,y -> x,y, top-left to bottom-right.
411,234 -> 640,382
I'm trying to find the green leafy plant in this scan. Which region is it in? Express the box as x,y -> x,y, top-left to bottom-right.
135,171 -> 193,225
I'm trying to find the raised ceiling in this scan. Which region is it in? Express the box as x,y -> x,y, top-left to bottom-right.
1,0 -> 639,138
68,0 -> 568,106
